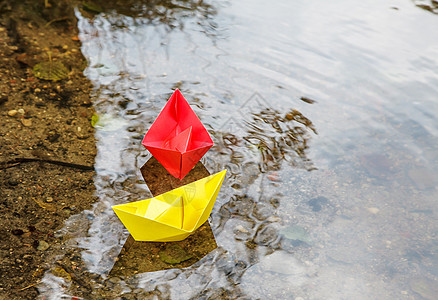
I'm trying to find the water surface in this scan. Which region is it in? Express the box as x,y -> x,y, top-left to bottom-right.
39,0 -> 438,299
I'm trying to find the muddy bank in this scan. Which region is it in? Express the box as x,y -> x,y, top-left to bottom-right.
0,1 -> 96,298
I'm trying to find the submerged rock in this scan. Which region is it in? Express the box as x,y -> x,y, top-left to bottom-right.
279,225 -> 311,245
37,240 -> 50,251
410,277 -> 438,300
308,196 -> 328,212
159,244 -> 192,265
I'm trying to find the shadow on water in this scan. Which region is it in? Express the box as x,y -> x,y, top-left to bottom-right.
110,223 -> 217,276
108,157 -> 218,276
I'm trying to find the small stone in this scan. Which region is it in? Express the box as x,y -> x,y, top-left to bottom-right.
23,255 -> 32,261
308,196 -> 329,212
45,197 -> 53,203
367,207 -> 380,214
76,132 -> 89,139
11,229 -> 24,236
17,108 -> 25,114
0,95 -> 7,105
34,88 -> 41,93
8,178 -> 19,186
267,172 -> 281,182
8,109 -> 18,116
109,276 -> 121,284
235,225 -> 249,234
37,240 -> 50,251
21,119 -> 32,127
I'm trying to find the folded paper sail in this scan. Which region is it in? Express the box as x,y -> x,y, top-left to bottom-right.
142,89 -> 214,180
112,170 -> 227,242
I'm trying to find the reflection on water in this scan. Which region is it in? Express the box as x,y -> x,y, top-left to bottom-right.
413,0 -> 438,14
109,157 -> 218,275
243,107 -> 317,171
81,0 -> 217,28
110,222 -> 217,276
141,157 -> 211,196
38,0 -> 438,299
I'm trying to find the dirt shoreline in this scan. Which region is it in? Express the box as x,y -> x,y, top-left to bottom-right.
0,1 -> 97,298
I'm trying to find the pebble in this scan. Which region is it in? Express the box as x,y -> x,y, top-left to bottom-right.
17,108 -> 25,114
267,172 -> 281,182
37,240 -> 50,251
367,207 -> 380,214
8,178 -> 19,186
408,167 -> 437,190
46,197 -> 53,203
109,276 -> 121,284
21,119 -> 32,127
8,109 -> 17,116
235,225 -> 249,233
11,229 -> 24,235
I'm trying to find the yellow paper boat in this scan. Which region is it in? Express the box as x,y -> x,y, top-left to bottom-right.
112,170 -> 227,242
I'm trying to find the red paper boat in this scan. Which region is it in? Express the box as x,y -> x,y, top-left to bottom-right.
142,89 -> 213,180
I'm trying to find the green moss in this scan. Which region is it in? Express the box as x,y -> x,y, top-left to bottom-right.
33,61 -> 68,81
159,244 -> 192,265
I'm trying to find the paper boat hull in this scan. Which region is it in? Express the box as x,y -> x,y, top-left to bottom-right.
146,144 -> 212,179
142,89 -> 213,180
112,170 -> 227,242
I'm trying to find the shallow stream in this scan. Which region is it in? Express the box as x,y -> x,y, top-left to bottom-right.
39,0 -> 438,299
